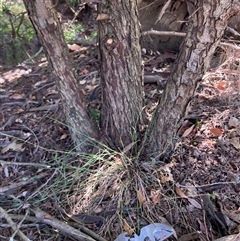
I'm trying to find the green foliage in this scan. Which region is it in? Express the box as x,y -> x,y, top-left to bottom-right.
68,0 -> 81,6
63,22 -> 85,43
210,192 -> 216,201
90,30 -> 97,40
89,108 -> 101,123
0,1 -> 36,65
195,120 -> 201,127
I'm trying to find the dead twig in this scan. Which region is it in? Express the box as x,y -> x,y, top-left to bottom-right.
11,209 -> 30,240
0,206 -> 31,241
55,204 -> 108,241
0,160 -> 51,169
155,0 -> 172,25
0,172 -> 48,195
26,169 -> 58,201
142,29 -> 186,37
33,208 -> 96,241
28,104 -> 59,112
142,29 -> 240,50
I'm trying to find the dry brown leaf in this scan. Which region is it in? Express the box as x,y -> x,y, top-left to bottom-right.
228,116 -> 240,128
175,186 -> 188,198
158,163 -> 174,182
122,141 -> 136,154
216,81 -> 227,90
229,137 -> 240,149
114,156 -> 123,165
209,127 -> 223,136
60,133 -> 68,140
161,175 -> 171,183
122,219 -> 134,236
68,43 -> 81,51
137,189 -> 146,205
188,198 -> 202,209
197,218 -> 207,233
1,141 -> 24,154
150,190 -> 161,205
182,124 -> 195,137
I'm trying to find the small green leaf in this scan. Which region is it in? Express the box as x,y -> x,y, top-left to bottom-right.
90,109 -> 100,122
195,120 -> 201,127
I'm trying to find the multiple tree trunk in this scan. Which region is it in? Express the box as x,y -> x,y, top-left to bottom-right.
23,0 -> 240,158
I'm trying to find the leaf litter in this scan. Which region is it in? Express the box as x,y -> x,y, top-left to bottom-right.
1,15 -> 240,241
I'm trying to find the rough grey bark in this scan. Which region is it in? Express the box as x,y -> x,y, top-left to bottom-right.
145,0 -> 240,160
98,0 -> 144,149
23,0 -> 98,151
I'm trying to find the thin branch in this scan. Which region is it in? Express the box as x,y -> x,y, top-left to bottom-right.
33,208 -> 95,241
26,169 -> 58,201
142,29 -> 240,49
178,181 -> 239,189
0,206 -> 31,241
22,46 -> 43,64
0,160 -> 51,169
142,29 -> 186,37
155,0 -> 172,25
0,172 -> 48,195
12,209 -> 30,240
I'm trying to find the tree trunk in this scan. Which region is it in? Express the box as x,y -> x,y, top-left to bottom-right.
98,0 -> 144,149
145,1 -> 240,160
23,0 -> 98,151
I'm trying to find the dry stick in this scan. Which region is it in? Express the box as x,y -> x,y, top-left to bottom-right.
142,29 -> 240,50
139,0 -> 160,11
26,169 -> 58,201
0,172 -> 48,195
33,208 -> 95,241
0,160 -> 51,169
6,212 -> 107,241
0,206 -> 31,241
28,103 -> 59,112
178,181 -> 239,189
155,0 -> 172,25
142,29 -> 186,37
56,205 -> 108,241
22,47 -> 43,64
12,209 -> 30,240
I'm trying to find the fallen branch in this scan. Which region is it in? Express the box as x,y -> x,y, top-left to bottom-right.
0,206 -> 31,241
142,29 -> 186,37
55,204 -> 108,241
142,29 -> 240,50
0,160 -> 51,169
0,172 -> 48,195
155,0 -> 172,24
28,104 -> 59,112
33,208 -> 96,241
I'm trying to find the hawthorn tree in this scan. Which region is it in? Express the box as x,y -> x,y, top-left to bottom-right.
23,0 -> 240,158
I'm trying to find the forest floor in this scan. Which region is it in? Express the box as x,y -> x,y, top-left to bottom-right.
0,3 -> 240,241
